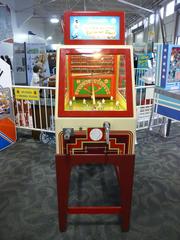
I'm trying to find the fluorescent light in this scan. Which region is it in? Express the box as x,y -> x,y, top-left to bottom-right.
51,44 -> 59,50
50,17 -> 59,24
14,33 -> 28,42
47,36 -> 52,40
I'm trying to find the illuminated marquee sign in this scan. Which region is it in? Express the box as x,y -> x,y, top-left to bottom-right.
70,16 -> 120,40
64,11 -> 125,45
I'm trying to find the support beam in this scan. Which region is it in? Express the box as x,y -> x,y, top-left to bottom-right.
117,0 -> 154,13
158,10 -> 167,43
173,11 -> 180,43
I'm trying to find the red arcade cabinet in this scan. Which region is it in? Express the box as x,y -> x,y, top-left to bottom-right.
55,11 -> 136,232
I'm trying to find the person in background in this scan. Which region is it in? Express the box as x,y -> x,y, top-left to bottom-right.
0,56 -> 5,61
5,55 -> 12,70
48,74 -> 56,81
31,65 -> 49,87
31,65 -> 42,86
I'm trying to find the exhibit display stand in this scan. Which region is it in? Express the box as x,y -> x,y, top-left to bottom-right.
0,59 -> 16,151
149,44 -> 180,136
55,11 -> 136,232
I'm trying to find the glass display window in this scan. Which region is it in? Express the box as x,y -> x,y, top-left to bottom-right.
58,47 -> 134,117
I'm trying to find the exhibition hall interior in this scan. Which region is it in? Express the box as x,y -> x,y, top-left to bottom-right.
0,0 -> 180,240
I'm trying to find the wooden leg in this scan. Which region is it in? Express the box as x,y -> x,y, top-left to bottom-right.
56,155 -> 71,232
55,154 -> 135,232
118,155 -> 135,231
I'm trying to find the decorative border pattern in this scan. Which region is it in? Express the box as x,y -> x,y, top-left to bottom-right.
58,130 -> 133,155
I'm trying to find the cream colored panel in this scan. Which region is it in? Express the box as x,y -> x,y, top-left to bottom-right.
55,117 -> 136,154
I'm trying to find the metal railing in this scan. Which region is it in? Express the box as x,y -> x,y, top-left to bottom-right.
13,85 -> 56,132
134,68 -> 149,86
136,85 -> 163,130
12,82 -> 164,133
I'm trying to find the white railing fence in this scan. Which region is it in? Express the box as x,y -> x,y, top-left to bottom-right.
13,85 -> 56,133
12,83 -> 164,134
134,68 -> 149,86
136,85 -> 164,130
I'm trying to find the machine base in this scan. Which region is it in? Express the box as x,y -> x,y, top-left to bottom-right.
55,154 -> 135,232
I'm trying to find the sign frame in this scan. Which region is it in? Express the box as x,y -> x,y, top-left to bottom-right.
64,11 -> 125,45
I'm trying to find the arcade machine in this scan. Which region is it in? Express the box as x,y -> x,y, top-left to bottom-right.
151,44 -> 180,135
55,11 -> 136,232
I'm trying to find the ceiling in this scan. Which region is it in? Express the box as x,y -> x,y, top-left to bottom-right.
29,0 -> 167,28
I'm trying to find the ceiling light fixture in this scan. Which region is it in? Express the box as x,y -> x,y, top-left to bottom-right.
50,17 -> 59,24
46,36 -> 52,40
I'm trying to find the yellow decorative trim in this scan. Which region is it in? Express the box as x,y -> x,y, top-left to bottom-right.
59,131 -> 64,155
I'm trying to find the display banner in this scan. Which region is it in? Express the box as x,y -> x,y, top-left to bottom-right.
70,16 -> 120,40
0,58 -> 12,89
14,88 -> 40,101
137,54 -> 149,68
13,43 -> 27,85
160,44 -> 180,90
26,43 -> 50,85
0,59 -> 12,120
14,99 -> 33,128
133,43 -> 147,54
0,5 -> 13,42
0,87 -> 11,117
0,59 -> 16,151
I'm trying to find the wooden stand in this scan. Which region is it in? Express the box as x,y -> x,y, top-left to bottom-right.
55,154 -> 135,232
